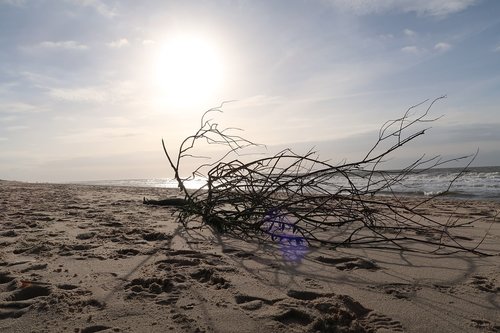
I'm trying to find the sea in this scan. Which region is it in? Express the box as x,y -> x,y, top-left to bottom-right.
76,166 -> 500,201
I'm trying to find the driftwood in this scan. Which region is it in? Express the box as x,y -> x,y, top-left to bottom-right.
150,97 -> 489,255
143,197 -> 189,207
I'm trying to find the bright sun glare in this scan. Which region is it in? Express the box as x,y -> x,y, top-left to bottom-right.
152,33 -> 225,109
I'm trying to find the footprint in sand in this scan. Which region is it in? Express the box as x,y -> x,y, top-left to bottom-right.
162,249 -> 227,266
122,262 -> 207,333
0,272 -> 15,284
267,291 -> 367,332
469,275 -> 499,293
235,288 -> 397,333
124,249 -> 232,307
76,232 -> 96,240
141,231 -> 171,242
234,294 -> 280,307
0,272 -> 52,319
157,257 -> 200,267
370,283 -> 421,300
316,255 -> 380,271
79,324 -> 114,333
364,313 -> 404,332
286,289 -> 335,301
13,242 -> 52,256
190,267 -> 230,289
274,307 -> 314,326
115,248 -> 141,257
125,277 -> 177,302
470,318 -> 500,332
222,248 -> 255,259
433,283 -> 456,294
20,263 -> 48,273
0,230 -> 17,237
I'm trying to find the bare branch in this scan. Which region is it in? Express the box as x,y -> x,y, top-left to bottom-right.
155,97 -> 491,255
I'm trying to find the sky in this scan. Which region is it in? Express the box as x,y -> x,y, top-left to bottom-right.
1,0 -> 499,182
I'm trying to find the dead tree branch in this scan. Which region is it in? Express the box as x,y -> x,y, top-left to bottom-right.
157,97 -> 488,255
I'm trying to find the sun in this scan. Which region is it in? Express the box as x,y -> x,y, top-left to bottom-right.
152,33 -> 225,109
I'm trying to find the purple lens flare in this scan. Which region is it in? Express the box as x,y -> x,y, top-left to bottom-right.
261,209 -> 309,262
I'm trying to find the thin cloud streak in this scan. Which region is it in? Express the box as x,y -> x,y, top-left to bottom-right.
38,40 -> 88,50
107,38 -> 129,48
49,87 -> 107,103
66,0 -> 117,18
434,42 -> 452,52
55,127 -> 143,143
0,0 -> 25,6
323,0 -> 480,17
0,102 -> 42,114
5,125 -> 28,131
404,28 -> 417,37
401,45 -> 422,54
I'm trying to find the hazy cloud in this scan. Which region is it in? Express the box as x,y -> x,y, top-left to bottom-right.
445,123 -> 500,141
232,95 -> 284,108
0,102 -> 41,114
5,125 -> 28,131
434,42 -> 452,52
39,40 -> 88,50
56,127 -> 142,143
401,45 -> 421,54
66,0 -> 117,18
0,115 -> 18,122
49,87 -> 107,103
20,71 -> 56,84
0,0 -> 25,6
378,34 -> 394,40
0,0 -> 26,7
494,45 -> 500,52
48,81 -> 139,104
324,0 -> 479,17
102,116 -> 132,126
404,28 -> 416,37
107,38 -> 129,48
142,39 -> 156,46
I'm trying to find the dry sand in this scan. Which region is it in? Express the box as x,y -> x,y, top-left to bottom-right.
0,180 -> 499,333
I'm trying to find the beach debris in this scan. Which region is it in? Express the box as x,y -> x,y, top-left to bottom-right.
154,98 -> 491,255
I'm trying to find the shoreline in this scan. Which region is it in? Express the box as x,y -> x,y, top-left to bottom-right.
2,178 -> 499,203
1,181 -> 499,332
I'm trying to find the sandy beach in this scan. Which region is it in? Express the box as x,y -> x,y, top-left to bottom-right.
0,180 -> 499,333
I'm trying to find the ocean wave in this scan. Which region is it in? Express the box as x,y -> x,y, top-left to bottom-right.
74,166 -> 500,201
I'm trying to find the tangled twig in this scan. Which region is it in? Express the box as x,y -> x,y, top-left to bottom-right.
157,97 -> 488,255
